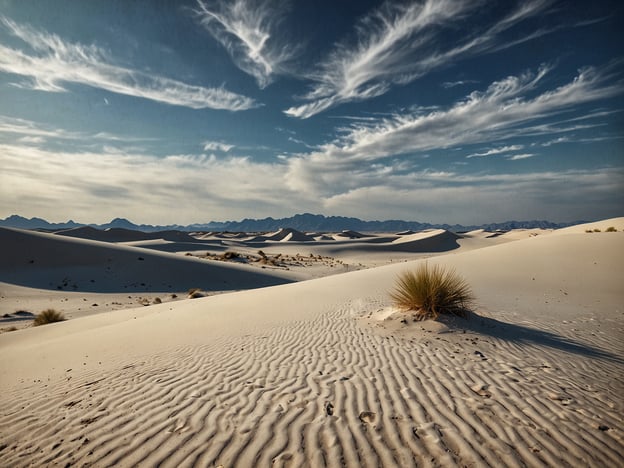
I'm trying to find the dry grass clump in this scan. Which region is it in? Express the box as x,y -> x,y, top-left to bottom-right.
187,288 -> 205,299
390,263 -> 473,320
220,251 -> 240,260
33,309 -> 66,326
605,226 -> 617,232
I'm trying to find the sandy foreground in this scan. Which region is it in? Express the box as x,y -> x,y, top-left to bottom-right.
0,220 -> 623,467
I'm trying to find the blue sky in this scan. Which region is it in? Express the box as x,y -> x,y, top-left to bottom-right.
0,0 -> 622,225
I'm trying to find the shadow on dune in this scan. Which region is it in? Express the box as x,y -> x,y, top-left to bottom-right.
0,227 -> 294,293
0,311 -> 35,323
439,312 -> 623,364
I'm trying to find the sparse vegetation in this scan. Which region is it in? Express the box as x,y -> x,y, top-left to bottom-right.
605,226 -> 617,232
221,251 -> 239,260
593,228 -> 601,232
33,309 -> 66,326
390,263 -> 473,320
187,288 -> 205,299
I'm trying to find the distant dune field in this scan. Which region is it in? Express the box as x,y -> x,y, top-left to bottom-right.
1,219 -> 623,466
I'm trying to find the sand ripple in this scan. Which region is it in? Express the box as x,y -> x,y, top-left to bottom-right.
1,303 -> 622,467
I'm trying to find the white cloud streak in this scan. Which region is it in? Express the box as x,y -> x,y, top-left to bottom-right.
195,0 -> 296,88
0,115 -> 157,149
203,140 -> 234,152
0,16 -> 258,110
507,153 -> 535,160
0,115 -> 79,140
442,80 -> 480,89
466,145 -> 524,158
285,0 -> 555,118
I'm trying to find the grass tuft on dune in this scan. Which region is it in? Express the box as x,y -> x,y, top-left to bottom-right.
390,263 -> 473,320
33,309 -> 66,326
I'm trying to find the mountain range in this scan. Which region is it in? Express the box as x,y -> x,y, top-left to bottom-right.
0,214 -> 581,233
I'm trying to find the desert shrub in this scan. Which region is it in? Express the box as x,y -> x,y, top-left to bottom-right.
187,288 -> 204,299
605,226 -> 617,232
33,309 -> 65,326
221,251 -> 239,260
390,263 -> 473,320
585,229 -> 593,233
593,228 -> 601,232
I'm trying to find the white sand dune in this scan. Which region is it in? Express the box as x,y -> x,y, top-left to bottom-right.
390,229 -> 461,252
0,227 -> 292,292
0,223 -> 622,466
334,229 -> 369,239
553,217 -> 624,234
262,228 -> 315,242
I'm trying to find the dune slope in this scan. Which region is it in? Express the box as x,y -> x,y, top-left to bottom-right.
0,227 -> 292,292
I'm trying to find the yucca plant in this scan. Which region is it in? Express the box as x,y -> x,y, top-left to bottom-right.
33,309 -> 66,326
390,263 -> 473,320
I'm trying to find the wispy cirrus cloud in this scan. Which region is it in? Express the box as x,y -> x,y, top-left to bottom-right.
195,0 -> 296,88
507,153 -> 536,160
0,115 -> 79,140
442,80 -> 480,89
0,16 -> 258,110
285,0 -> 557,119
286,63 -> 623,194
0,115 -> 157,149
466,145 -> 524,158
203,140 -> 234,152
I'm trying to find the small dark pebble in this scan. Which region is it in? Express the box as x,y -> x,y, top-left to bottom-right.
598,425 -> 609,431
325,402 -> 334,416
